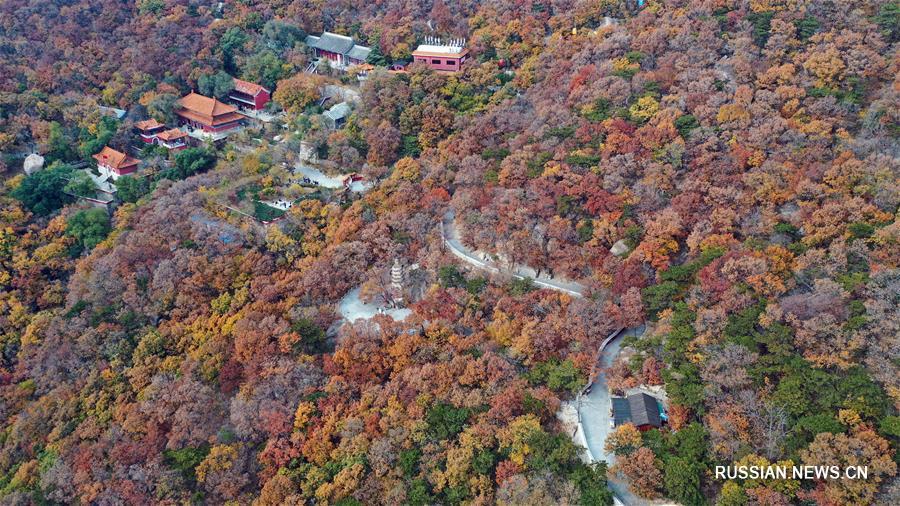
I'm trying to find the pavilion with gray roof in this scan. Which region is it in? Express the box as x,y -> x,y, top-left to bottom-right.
612,392 -> 664,431
323,101 -> 351,130
306,32 -> 371,68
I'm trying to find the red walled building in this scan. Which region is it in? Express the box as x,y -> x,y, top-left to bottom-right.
155,128 -> 188,151
412,43 -> 469,73
175,92 -> 245,133
93,146 -> 138,180
229,78 -> 271,111
134,118 -> 165,143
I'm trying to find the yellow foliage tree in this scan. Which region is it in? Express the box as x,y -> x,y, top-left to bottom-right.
510,319 -> 538,360
433,429 -> 484,491
605,423 -> 643,455
315,462 -> 365,504
800,427 -> 897,505
717,104 -> 751,125
749,0 -> 787,13
196,444 -> 238,483
803,45 -> 845,86
486,310 -> 522,347
612,57 -> 639,75
629,96 -> 659,123
390,157 -> 421,182
294,401 -> 316,431
265,226 -> 300,263
497,414 -> 543,467
273,73 -> 324,113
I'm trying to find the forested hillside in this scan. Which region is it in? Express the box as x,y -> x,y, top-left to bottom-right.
1,0 -> 898,504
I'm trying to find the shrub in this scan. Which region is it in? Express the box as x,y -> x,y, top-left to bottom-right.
66,208 -> 111,252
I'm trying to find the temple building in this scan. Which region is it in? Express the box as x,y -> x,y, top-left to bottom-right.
135,118 -> 165,144
155,128 -> 188,151
305,32 -> 371,69
612,393 -> 665,431
323,101 -> 351,130
228,78 -> 271,111
175,92 -> 245,135
93,146 -> 138,180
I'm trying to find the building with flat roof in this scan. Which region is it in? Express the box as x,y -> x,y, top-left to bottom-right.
412,38 -> 468,72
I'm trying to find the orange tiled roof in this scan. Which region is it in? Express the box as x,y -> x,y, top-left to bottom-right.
135,118 -> 164,131
93,146 -> 138,170
179,92 -> 238,116
156,128 -> 187,142
176,108 -> 245,127
233,78 -> 268,96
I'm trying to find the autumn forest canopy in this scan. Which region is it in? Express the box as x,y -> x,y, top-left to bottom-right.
0,0 -> 899,505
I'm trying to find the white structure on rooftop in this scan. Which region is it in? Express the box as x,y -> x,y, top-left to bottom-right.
418,36 -> 466,53
412,36 -> 469,72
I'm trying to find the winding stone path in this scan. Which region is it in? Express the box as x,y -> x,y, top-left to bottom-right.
441,210 -> 654,505
441,211 -> 586,297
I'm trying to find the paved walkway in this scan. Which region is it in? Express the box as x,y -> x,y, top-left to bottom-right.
580,331 -> 626,464
578,325 -> 654,506
294,163 -> 371,193
441,211 -> 586,297
442,209 -> 654,504
338,287 -> 411,323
